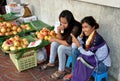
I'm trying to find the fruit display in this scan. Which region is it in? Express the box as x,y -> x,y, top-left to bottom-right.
2,35 -> 29,51
20,24 -> 31,30
36,27 -> 56,40
0,22 -> 22,36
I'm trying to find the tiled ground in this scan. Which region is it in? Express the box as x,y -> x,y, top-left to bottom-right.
0,50 -> 62,81
0,50 -> 117,81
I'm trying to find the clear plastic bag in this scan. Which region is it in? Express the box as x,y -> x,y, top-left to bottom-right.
37,47 -> 47,63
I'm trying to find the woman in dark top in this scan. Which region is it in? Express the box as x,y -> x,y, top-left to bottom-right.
41,10 -> 82,79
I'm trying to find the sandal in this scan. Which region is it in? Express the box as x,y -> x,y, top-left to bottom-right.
37,59 -> 46,65
51,71 -> 66,80
40,63 -> 55,70
63,73 -> 72,81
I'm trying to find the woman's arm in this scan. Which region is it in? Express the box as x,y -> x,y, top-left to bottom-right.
49,37 -> 70,46
78,47 -> 94,56
71,33 -> 94,56
71,33 -> 81,47
95,44 -> 108,61
56,33 -> 63,40
49,25 -> 69,46
56,25 -> 64,39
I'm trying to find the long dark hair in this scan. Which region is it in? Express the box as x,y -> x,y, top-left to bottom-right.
59,10 -> 75,29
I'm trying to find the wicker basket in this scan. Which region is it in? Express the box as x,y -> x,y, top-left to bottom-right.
9,50 -> 37,72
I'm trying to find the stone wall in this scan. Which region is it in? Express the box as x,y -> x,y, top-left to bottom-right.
6,0 -> 120,80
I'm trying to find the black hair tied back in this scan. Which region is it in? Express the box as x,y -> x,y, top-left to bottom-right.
95,22 -> 99,29
81,16 -> 99,29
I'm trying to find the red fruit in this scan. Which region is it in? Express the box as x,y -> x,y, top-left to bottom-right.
6,39 -> 13,45
41,31 -> 48,36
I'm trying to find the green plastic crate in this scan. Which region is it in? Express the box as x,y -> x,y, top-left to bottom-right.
9,50 -> 37,72
2,13 -> 18,21
30,20 -> 51,30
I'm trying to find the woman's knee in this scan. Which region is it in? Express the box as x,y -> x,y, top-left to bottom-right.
71,48 -> 79,57
95,63 -> 108,73
57,45 -> 66,54
51,42 -> 59,48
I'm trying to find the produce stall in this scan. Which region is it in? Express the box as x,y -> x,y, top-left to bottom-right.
0,6 -> 56,71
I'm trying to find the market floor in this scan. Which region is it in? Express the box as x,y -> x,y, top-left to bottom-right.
0,50 -> 117,81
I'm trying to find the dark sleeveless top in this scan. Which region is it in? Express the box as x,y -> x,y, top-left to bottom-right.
61,21 -> 82,45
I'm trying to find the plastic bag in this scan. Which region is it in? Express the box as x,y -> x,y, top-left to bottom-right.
37,47 -> 47,63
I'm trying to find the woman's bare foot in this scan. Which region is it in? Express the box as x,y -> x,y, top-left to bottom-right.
63,73 -> 72,81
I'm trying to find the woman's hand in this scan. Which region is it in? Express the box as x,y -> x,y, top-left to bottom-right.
57,25 -> 64,33
48,37 -> 56,42
71,33 -> 81,47
79,32 -> 84,38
